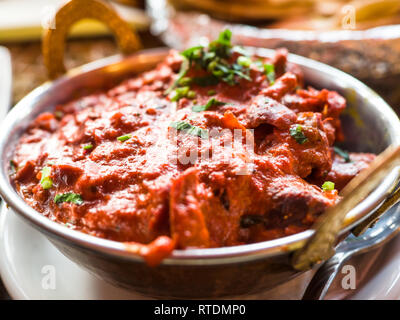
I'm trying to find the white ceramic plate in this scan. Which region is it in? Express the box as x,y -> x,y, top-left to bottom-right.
1,203 -> 400,300
0,203 -> 150,300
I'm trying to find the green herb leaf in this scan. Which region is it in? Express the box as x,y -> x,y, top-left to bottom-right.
264,64 -> 275,84
208,29 -> 233,59
170,121 -> 209,139
192,75 -> 219,87
333,146 -> 351,163
117,134 -> 132,142
237,56 -> 252,68
40,166 -> 53,190
181,46 -> 204,62
9,160 -> 17,175
174,29 -> 253,89
164,58 -> 190,95
202,51 -> 216,63
290,125 -> 308,144
83,144 -> 93,150
187,90 -> 196,99
232,65 -> 252,81
170,86 -> 190,102
208,29 -> 232,57
54,193 -> 83,205
217,29 -> 232,47
192,98 -> 226,112
322,181 -> 335,191
178,77 -> 192,86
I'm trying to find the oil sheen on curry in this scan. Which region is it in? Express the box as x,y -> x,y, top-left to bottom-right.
11,30 -> 375,265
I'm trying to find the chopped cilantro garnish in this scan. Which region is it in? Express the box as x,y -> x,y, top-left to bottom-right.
167,29 -> 253,94
178,77 -> 192,86
170,121 -> 209,139
322,181 -> 335,191
192,98 -> 226,112
54,193 -> 83,205
237,56 -> 252,68
83,144 -> 93,150
165,58 -> 190,95
181,45 -> 204,62
187,90 -> 196,99
192,75 -> 219,87
117,134 -> 132,142
40,166 -> 53,190
9,160 -> 17,175
207,89 -> 216,96
209,29 -> 232,58
333,146 -> 351,163
290,125 -> 308,144
264,64 -> 275,85
170,86 -> 190,102
231,64 -> 252,81
216,29 -> 232,47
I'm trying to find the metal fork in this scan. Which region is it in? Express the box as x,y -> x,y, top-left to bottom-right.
302,196 -> 400,300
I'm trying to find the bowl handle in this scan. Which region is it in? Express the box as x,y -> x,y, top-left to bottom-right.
42,0 -> 142,79
291,145 -> 400,271
352,176 -> 400,236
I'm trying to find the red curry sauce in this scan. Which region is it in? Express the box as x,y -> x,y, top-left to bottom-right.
11,30 -> 375,265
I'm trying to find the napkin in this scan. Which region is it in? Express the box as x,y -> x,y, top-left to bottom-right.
0,0 -> 150,43
0,46 -> 11,121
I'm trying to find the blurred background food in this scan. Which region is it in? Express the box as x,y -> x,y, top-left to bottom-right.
168,0 -> 400,30
0,0 -> 400,107
150,0 -> 400,108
